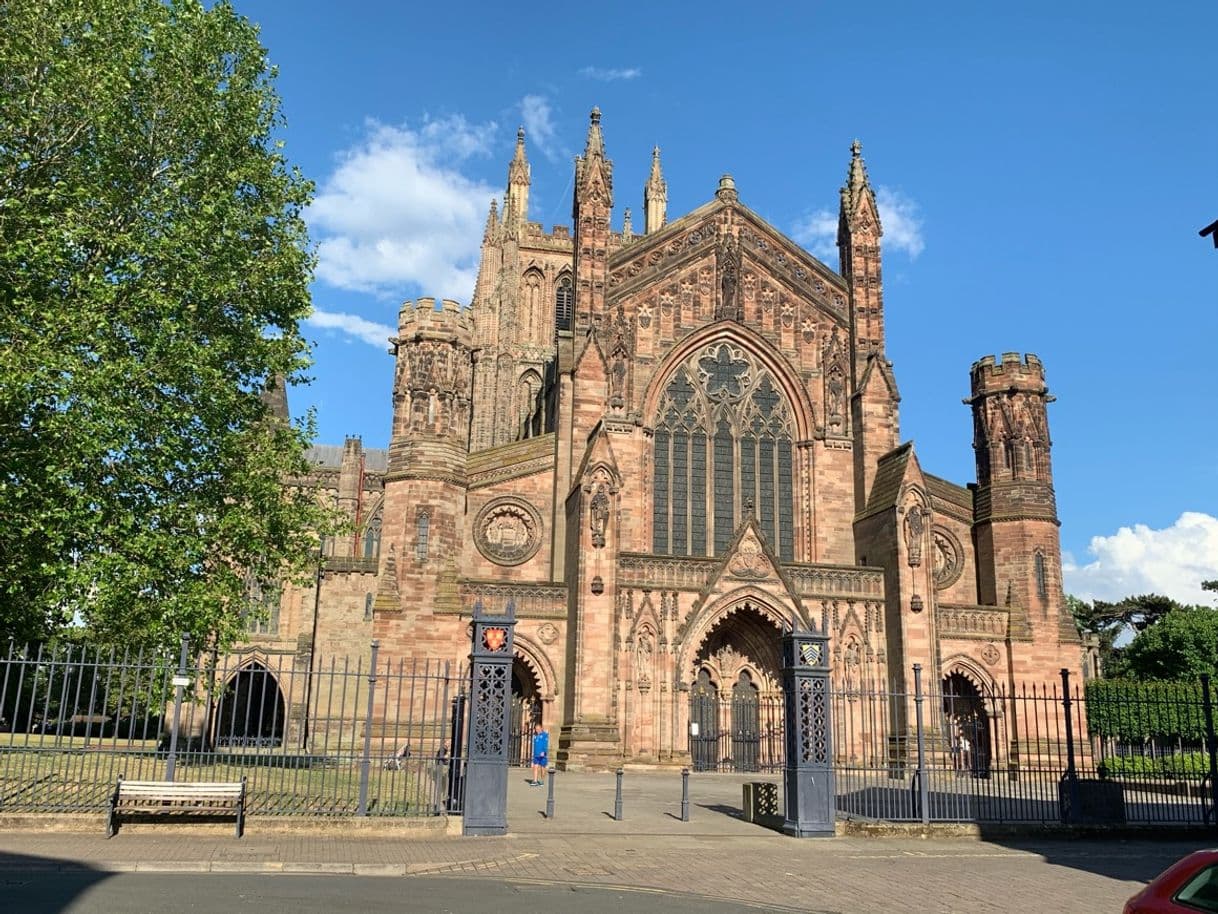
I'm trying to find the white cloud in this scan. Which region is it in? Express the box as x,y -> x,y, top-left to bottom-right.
792,209 -> 839,263
875,187 -> 925,259
1063,512 -> 1218,607
308,116 -> 499,300
792,185 -> 925,263
306,309 -> 396,348
520,95 -> 565,163
579,66 -> 642,81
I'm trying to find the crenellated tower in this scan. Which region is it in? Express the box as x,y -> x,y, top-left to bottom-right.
374,298 -> 475,655
968,353 -> 1079,669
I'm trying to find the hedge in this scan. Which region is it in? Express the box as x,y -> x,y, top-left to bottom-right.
1084,680 -> 1211,742
1098,752 -> 1212,779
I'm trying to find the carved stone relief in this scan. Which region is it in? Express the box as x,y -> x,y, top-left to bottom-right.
903,501 -> 926,567
590,485 -> 610,548
537,623 -> 559,645
473,497 -> 543,566
932,526 -> 965,590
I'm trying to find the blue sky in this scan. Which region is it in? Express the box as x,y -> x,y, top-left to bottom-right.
244,0 -> 1217,605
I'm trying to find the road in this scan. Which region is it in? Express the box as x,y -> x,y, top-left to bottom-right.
3,873 -> 809,914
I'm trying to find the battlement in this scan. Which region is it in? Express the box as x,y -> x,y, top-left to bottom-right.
521,221 -> 573,245
395,297 -> 475,345
970,352 -> 1047,393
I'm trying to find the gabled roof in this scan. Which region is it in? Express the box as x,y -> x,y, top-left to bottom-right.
606,193 -> 850,321
861,441 -> 923,518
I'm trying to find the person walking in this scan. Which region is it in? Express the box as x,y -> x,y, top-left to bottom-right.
530,722 -> 548,786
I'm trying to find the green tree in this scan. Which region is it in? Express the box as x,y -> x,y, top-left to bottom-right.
0,0 -> 327,650
1118,607 -> 1218,681
1067,593 -> 1184,676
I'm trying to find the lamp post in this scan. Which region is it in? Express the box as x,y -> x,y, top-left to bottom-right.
300,536 -> 326,750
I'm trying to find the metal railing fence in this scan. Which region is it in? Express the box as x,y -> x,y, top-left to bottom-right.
833,667 -> 1218,826
0,639 -> 463,817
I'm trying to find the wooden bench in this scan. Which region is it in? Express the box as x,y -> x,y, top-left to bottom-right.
106,776 -> 247,838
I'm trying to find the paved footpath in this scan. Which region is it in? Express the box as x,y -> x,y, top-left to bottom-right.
0,772 -> 1209,913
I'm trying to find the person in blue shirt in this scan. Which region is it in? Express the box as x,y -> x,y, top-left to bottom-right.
530,722 -> 548,786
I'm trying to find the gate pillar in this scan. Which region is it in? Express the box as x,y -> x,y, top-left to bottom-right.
463,600 -> 516,836
780,623 -> 835,837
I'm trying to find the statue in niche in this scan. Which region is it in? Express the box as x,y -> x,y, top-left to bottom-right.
609,353 -> 626,410
718,248 -> 738,319
903,503 -> 925,567
636,631 -> 653,690
826,364 -> 845,432
590,486 -> 610,548
843,636 -> 861,693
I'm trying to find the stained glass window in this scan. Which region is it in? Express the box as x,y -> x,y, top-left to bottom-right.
651,343 -> 796,559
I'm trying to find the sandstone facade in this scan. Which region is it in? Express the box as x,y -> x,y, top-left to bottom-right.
257,110 -> 1083,770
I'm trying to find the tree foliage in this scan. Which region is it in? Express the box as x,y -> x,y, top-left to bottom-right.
0,0 -> 327,650
1116,607 -> 1218,681
1068,593 -> 1185,677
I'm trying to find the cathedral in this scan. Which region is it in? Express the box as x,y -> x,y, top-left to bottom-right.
263,108 -> 1082,770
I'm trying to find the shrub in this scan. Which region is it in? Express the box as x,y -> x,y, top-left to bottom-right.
1099,751 -> 1212,779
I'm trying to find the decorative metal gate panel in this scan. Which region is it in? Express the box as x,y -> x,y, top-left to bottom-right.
690,670 -> 719,772
731,672 -> 761,772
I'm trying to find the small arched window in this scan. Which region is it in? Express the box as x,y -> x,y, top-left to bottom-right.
364,593 -> 374,621
555,274 -> 573,331
362,511 -> 382,559
1034,551 -> 1048,600
415,512 -> 430,562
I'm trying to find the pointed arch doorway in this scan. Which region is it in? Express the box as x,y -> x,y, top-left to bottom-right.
687,603 -> 784,771
509,656 -> 542,767
215,662 -> 286,748
942,672 -> 992,778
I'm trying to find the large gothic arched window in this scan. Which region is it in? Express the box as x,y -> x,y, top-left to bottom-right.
652,342 -> 795,561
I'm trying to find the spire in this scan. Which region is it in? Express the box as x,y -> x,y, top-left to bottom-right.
584,107 -> 605,158
841,139 -> 875,215
505,127 -> 530,228
482,197 -> 499,242
574,107 -> 613,214
643,145 -> 667,233
622,207 -> 633,242
260,373 -> 289,422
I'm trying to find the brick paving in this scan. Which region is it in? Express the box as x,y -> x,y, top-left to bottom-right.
0,772 -> 1208,913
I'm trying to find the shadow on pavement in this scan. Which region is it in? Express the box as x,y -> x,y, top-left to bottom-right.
0,850 -> 114,914
977,834 -> 1214,886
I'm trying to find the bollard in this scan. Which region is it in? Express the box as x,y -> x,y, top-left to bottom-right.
680,767 -> 690,822
545,767 -> 556,819
614,768 -> 624,821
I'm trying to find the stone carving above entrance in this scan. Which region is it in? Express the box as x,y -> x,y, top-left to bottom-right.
727,532 -> 771,579
932,525 -> 965,590
474,497 -> 543,566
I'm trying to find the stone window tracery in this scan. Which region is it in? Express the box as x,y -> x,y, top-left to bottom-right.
1034,550 -> 1048,601
521,269 -> 543,341
555,274 -> 573,331
415,511 -> 430,562
652,342 -> 795,560
362,509 -> 382,559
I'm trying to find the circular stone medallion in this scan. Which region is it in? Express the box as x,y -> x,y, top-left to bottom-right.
474,497 -> 543,566
932,526 -> 965,591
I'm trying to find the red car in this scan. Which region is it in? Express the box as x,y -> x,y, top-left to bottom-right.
1126,850 -> 1218,913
